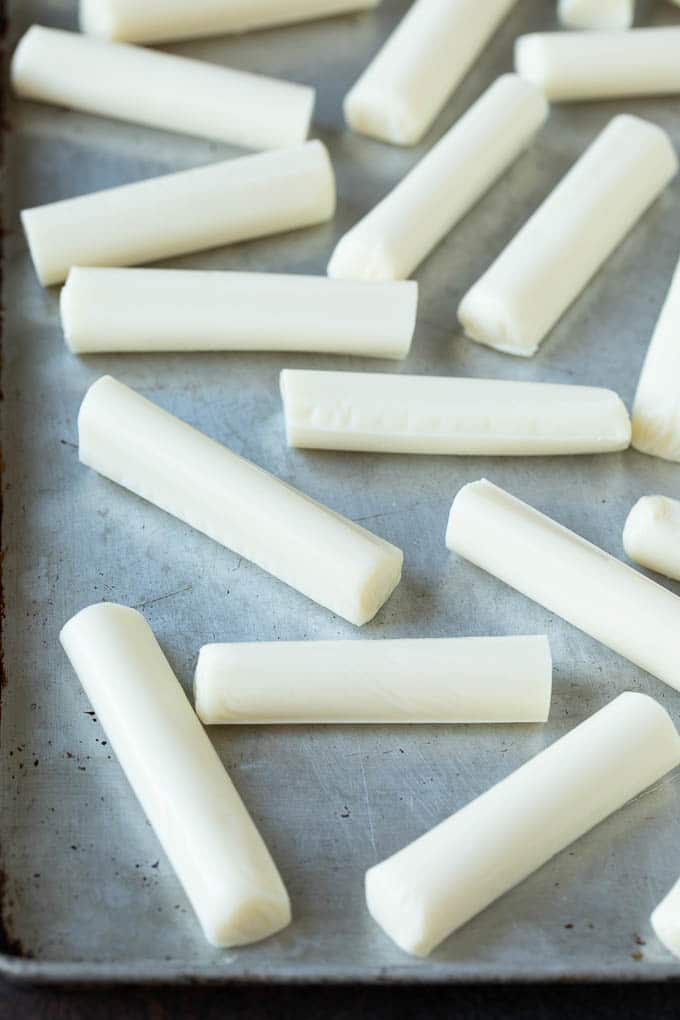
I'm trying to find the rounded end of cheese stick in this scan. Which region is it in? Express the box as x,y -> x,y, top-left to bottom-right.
60,268 -> 81,351
457,288 -> 539,357
652,878 -> 680,961
514,35 -> 552,97
632,410 -> 680,463
202,885 -> 292,948
623,495 -> 680,581
327,231 -> 403,281
343,87 -> 423,147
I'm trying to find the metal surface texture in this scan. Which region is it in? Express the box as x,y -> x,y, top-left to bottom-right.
3,0 -> 680,986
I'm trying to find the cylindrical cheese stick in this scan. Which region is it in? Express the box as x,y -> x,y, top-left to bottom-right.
458,115 -> 677,357
623,496 -> 680,582
446,480 -> 680,692
194,635 -> 552,724
80,0 -> 382,44
652,878 -> 680,961
328,75 -> 547,281
280,369 -> 631,455
557,0 -> 634,30
60,268 -> 417,359
60,603 -> 291,948
344,0 -> 519,146
11,26 -> 314,151
366,692 -> 680,957
21,140 -> 335,287
515,29 -> 680,102
632,256 -> 680,463
78,376 -> 403,626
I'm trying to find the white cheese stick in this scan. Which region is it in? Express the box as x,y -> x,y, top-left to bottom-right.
632,256 -> 680,462
78,376 -> 402,626
344,0 -> 519,146
366,691 -> 680,957
60,603 -> 291,947
11,26 -> 314,151
557,0 -> 634,30
80,0 -> 382,44
458,115 -> 677,357
21,140 -> 335,287
515,28 -> 680,101
280,370 -> 631,455
195,635 -> 552,724
446,480 -> 680,691
652,878 -> 680,961
60,268 -> 417,359
328,75 -> 547,281
623,496 -> 680,582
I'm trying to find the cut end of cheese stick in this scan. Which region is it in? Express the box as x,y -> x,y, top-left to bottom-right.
11,26 -> 314,150
78,376 -> 402,626
366,691 -> 680,957
79,0 -> 382,44
557,0 -> 634,30
60,603 -> 291,947
515,28 -> 680,102
22,141 -> 335,287
632,254 -> 680,463
623,495 -> 680,582
60,268 -> 417,358
458,115 -> 678,356
194,635 -> 552,724
280,369 -> 631,455
652,878 -> 680,961
446,479 -> 680,692
329,74 -> 547,281
344,0 -> 520,146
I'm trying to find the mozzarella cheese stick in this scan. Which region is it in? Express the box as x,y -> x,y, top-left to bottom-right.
366,691 -> 680,957
280,370 -> 631,455
21,141 -> 335,287
632,256 -> 680,462
11,26 -> 314,151
328,75 -> 547,281
195,635 -> 552,724
344,0 -> 519,146
458,115 -> 677,357
515,28 -> 680,101
80,0 -> 382,44
78,376 -> 402,626
60,603 -> 291,947
652,878 -> 680,960
61,268 -> 417,358
623,496 -> 680,582
557,0 -> 634,30
446,480 -> 680,692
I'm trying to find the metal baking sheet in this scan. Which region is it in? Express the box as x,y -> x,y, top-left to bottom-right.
3,0 -> 680,986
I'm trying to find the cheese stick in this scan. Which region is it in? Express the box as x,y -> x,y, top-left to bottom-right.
80,0 -> 382,44
60,603 -> 291,947
78,376 -> 402,626
280,370 -> 631,455
328,75 -> 547,281
366,692 -> 680,957
632,256 -> 680,462
21,140 -> 335,287
515,28 -> 680,101
11,26 -> 314,151
458,115 -> 677,357
557,0 -> 634,30
344,0 -> 519,146
652,878 -> 680,961
195,635 -> 552,724
623,496 -> 680,582
61,268 -> 417,358
446,480 -> 680,692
